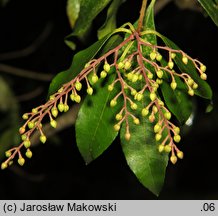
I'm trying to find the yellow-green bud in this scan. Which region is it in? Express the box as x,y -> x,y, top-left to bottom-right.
171,82 -> 177,90
87,87 -> 93,95
132,74 -> 138,83
28,121 -> 34,129
5,151 -> 11,157
74,95 -> 81,103
32,108 -> 37,114
171,53 -> 176,59
51,108 -> 58,118
1,162 -> 8,170
115,114 -> 122,121
188,89 -> 194,96
19,127 -> 26,134
142,108 -> 149,117
164,112 -> 171,120
147,72 -> 153,79
150,51 -> 156,60
177,151 -> 184,159
156,53 -> 162,61
125,132 -> 131,141
118,62 -> 124,69
64,104 -> 69,112
150,92 -> 156,101
155,133 -> 162,141
200,73 -> 207,80
170,155 -> 177,164
131,89 -> 137,96
192,82 -> 198,89
187,78 -> 194,86
149,114 -> 155,123
174,126 -> 180,134
108,84 -> 114,91
21,134 -> 27,141
18,157 -> 25,166
157,69 -> 163,78
58,87 -> 63,93
168,61 -> 174,69
200,64 -> 206,72
49,95 -> 55,100
133,118 -> 140,125
22,114 -> 29,120
103,63 -> 110,72
91,74 -> 98,84
154,124 -> 161,133
124,61 -> 131,70
152,105 -> 158,113
24,139 -> 31,148
26,149 -> 32,158
174,134 -> 181,143
130,103 -> 137,110
182,56 -> 188,64
164,145 -> 171,153
40,135 -> 47,144
110,99 -> 117,107
114,124 -> 120,132
135,93 -> 143,101
75,81 -> 82,91
58,103 -> 64,112
50,120 -> 57,128
100,70 -> 107,78
158,145 -> 164,153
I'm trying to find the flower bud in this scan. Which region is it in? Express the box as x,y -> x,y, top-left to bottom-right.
26,149 -> 33,158
168,61 -> 174,69
200,64 -> 206,72
100,71 -> 107,78
142,108 -> 149,117
156,53 -> 162,61
115,114 -> 122,121
174,134 -> 181,143
187,78 -> 194,86
75,81 -> 82,91
124,61 -> 131,70
118,62 -> 124,69
174,126 -> 180,134
133,118 -> 140,125
164,112 -> 171,120
114,124 -> 120,132
177,151 -> 184,159
157,69 -> 163,78
150,92 -> 156,101
149,114 -> 155,123
58,103 -> 64,112
155,133 -> 162,141
108,84 -> 114,91
125,132 -> 131,141
170,82 -> 177,90
87,87 -> 93,95
130,103 -> 137,110
19,127 -> 26,134
50,120 -> 57,128
32,108 -> 38,114
18,157 -> 25,166
150,51 -> 156,60
170,155 -> 177,164
200,73 -> 207,80
188,89 -> 194,96
110,99 -> 117,107
91,74 -> 98,84
154,124 -> 161,133
5,151 -> 11,157
64,104 -> 69,112
158,145 -> 164,153
28,121 -> 34,129
182,56 -> 188,64
170,53 -> 176,59
24,139 -> 31,148
103,63 -> 110,72
51,108 -> 58,118
1,162 -> 8,170
164,145 -> 171,153
135,93 -> 143,101
40,135 -> 47,144
131,89 -> 137,96
131,74 -> 138,83
22,114 -> 29,120
74,95 -> 81,103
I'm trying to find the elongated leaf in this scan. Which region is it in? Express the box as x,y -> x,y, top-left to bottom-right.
120,116 -> 168,196
161,80 -> 193,124
48,32 -> 115,96
121,0 -> 168,196
198,0 -> 218,27
76,75 -> 121,164
161,35 -> 212,100
67,0 -> 81,28
70,0 -> 112,39
97,0 -> 124,39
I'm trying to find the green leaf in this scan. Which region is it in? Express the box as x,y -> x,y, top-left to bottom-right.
48,32 -> 115,96
97,0 -> 124,39
66,0 -> 81,29
76,75 -> 121,164
120,105 -> 168,196
121,0 -> 168,196
160,35 -> 212,100
69,0 -> 112,40
198,0 -> 218,27
161,81 -> 193,124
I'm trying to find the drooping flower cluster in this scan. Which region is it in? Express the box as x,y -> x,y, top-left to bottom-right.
1,25 -> 207,169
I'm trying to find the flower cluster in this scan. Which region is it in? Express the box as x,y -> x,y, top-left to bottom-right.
1,26 -> 207,169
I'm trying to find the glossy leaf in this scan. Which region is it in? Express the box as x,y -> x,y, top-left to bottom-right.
97,0 -> 124,39
121,0 -> 168,196
121,116 -> 168,196
161,35 -> 212,100
161,80 -> 193,124
198,0 -> 218,27
76,75 -> 121,164
66,0 -> 81,28
69,0 -> 112,40
48,32 -> 115,96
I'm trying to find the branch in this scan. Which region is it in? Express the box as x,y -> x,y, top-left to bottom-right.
0,22 -> 53,61
0,63 -> 53,81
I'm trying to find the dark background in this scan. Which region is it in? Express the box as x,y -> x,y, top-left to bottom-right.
0,0 -> 217,199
